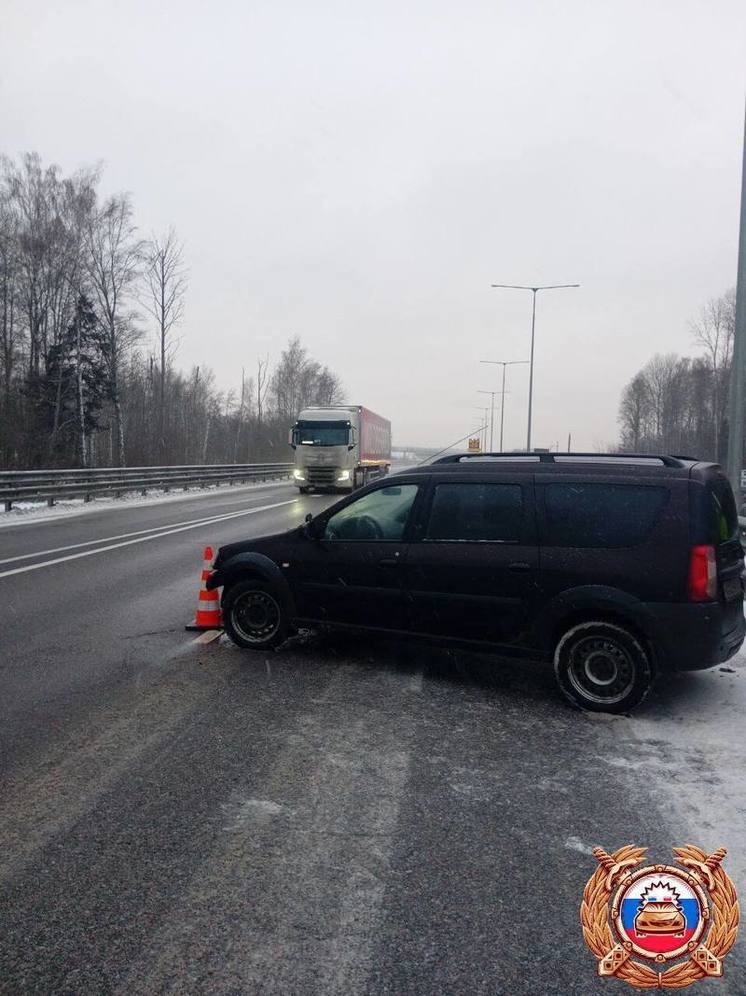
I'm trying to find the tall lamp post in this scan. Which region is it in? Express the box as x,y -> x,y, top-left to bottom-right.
478,390 -> 508,451
491,283 -> 579,451
473,407 -> 489,450
480,359 -> 529,451
727,104 -> 746,500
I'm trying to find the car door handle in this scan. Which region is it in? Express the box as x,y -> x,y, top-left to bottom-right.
508,561 -> 532,572
379,557 -> 400,567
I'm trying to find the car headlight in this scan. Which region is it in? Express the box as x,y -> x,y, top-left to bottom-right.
337,470 -> 351,481
293,469 -> 306,480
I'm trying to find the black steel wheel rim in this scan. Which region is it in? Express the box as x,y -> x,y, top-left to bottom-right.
232,590 -> 281,645
566,635 -> 636,705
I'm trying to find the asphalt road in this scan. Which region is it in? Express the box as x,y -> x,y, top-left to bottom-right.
1,482 -> 745,995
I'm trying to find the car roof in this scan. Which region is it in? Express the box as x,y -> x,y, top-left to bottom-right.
391,452 -> 723,482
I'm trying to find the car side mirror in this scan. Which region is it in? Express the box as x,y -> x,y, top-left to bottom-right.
303,512 -> 321,540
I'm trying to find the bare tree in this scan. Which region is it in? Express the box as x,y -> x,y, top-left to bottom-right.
256,354 -> 270,426
86,194 -> 143,465
0,187 -> 19,425
690,289 -> 736,461
618,371 -> 651,451
0,153 -> 350,470
232,367 -> 255,462
315,366 -> 345,406
142,229 -> 186,460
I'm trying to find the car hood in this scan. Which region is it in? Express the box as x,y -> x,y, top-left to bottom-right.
213,529 -> 298,568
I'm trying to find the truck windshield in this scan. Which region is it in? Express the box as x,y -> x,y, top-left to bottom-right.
295,420 -> 350,446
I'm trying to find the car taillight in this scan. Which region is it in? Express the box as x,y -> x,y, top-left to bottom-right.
688,545 -> 717,602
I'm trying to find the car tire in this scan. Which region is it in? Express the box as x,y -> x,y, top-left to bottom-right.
553,620 -> 654,714
298,487 -> 309,494
223,580 -> 289,650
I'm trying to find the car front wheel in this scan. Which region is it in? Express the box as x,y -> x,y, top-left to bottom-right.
553,621 -> 654,714
223,580 -> 289,650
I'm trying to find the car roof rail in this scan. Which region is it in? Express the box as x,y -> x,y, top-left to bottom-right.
431,451 -> 687,467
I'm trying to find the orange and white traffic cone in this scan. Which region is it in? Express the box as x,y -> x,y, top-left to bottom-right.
185,546 -> 223,631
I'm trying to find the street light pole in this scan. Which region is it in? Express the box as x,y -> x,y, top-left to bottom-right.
477,391 -> 498,450
727,103 -> 746,499
490,283 -> 580,450
527,290 -> 537,451
480,359 -> 529,451
500,363 -> 506,450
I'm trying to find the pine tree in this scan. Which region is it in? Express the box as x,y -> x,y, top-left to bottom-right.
41,293 -> 111,464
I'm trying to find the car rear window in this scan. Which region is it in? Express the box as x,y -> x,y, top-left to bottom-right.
543,483 -> 669,548
708,478 -> 738,544
425,483 -> 523,542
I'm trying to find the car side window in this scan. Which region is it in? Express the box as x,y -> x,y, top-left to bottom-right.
323,484 -> 419,541
424,483 -> 523,542
709,480 -> 738,544
543,483 -> 669,548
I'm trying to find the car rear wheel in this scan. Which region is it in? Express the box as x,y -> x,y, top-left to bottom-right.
553,621 -> 653,714
223,580 -> 289,650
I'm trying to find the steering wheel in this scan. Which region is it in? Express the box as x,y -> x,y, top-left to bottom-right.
355,514 -> 384,540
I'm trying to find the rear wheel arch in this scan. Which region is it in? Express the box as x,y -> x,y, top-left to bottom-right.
549,606 -> 654,665
534,586 -> 656,661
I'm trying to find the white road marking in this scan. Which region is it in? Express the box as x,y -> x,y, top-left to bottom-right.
0,500 -> 296,580
191,630 -> 223,645
0,504 -> 282,565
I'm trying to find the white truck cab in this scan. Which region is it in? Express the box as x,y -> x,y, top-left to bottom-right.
289,406 -> 391,492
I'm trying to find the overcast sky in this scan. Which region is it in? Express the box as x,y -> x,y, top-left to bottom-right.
2,0 -> 745,449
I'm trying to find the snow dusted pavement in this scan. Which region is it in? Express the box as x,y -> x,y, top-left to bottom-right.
2,483 -> 745,992
582,648 -> 746,991
568,663 -> 746,856
602,653 -> 746,888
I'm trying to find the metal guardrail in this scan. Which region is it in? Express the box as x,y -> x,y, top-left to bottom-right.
0,463 -> 294,511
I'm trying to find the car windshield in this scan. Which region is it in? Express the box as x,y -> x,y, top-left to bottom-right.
296,421 -> 350,446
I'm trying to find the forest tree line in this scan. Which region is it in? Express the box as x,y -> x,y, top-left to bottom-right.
617,288 -> 736,463
0,153 -> 344,469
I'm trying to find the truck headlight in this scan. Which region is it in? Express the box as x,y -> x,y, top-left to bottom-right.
337,470 -> 351,481
293,469 -> 306,480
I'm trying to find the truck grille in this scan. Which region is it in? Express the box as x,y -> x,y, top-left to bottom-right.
306,467 -> 336,486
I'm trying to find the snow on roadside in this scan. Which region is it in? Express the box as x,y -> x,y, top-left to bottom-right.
0,478 -> 295,529
592,650 -> 746,893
